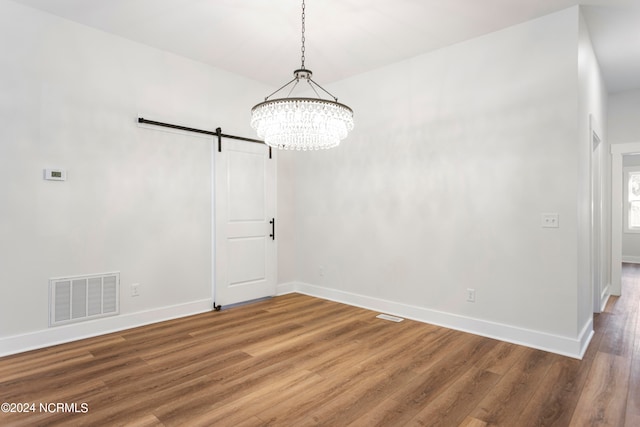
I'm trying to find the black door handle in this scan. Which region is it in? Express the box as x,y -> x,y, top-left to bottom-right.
269,218 -> 275,240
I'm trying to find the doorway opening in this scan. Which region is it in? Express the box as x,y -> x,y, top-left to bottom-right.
611,143 -> 640,298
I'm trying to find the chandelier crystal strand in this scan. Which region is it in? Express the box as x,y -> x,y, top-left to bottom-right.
250,0 -> 354,150
251,98 -> 353,151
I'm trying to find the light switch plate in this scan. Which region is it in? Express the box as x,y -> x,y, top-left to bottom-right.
541,213 -> 559,228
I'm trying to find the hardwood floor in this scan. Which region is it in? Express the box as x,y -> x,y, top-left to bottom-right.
1,266 -> 639,426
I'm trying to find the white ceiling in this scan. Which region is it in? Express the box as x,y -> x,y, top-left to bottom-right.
9,0 -> 640,93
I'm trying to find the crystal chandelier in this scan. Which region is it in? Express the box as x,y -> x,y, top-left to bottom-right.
250,0 -> 354,151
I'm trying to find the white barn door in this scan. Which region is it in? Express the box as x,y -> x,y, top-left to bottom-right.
215,139 -> 276,307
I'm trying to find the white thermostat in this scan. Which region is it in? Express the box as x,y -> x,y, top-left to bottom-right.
44,169 -> 67,181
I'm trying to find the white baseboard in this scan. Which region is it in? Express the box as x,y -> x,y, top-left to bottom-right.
0,299 -> 213,357
3,284 -> 595,360
276,282 -> 297,295
622,255 -> 640,264
600,283 -> 611,312
279,281 -> 592,359
577,317 -> 594,359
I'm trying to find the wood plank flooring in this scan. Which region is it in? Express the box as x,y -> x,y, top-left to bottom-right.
1,265 -> 639,426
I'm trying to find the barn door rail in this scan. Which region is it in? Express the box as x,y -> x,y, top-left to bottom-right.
137,117 -> 271,157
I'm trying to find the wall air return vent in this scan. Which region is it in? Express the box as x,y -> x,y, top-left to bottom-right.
49,272 -> 119,326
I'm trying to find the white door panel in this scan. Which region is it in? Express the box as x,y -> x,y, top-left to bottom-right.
215,139 -> 275,306
228,237 -> 266,285
228,150 -> 266,221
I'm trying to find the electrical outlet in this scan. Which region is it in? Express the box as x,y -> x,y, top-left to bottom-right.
541,213 -> 559,228
131,283 -> 140,297
467,288 -> 476,302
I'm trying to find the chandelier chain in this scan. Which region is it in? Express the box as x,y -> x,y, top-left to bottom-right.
300,0 -> 306,69
250,0 -> 354,151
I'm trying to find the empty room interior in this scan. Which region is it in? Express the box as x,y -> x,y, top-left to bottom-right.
1,0 -> 640,425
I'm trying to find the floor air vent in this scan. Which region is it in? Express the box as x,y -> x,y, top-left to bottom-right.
49,272 -> 120,326
376,313 -> 404,322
